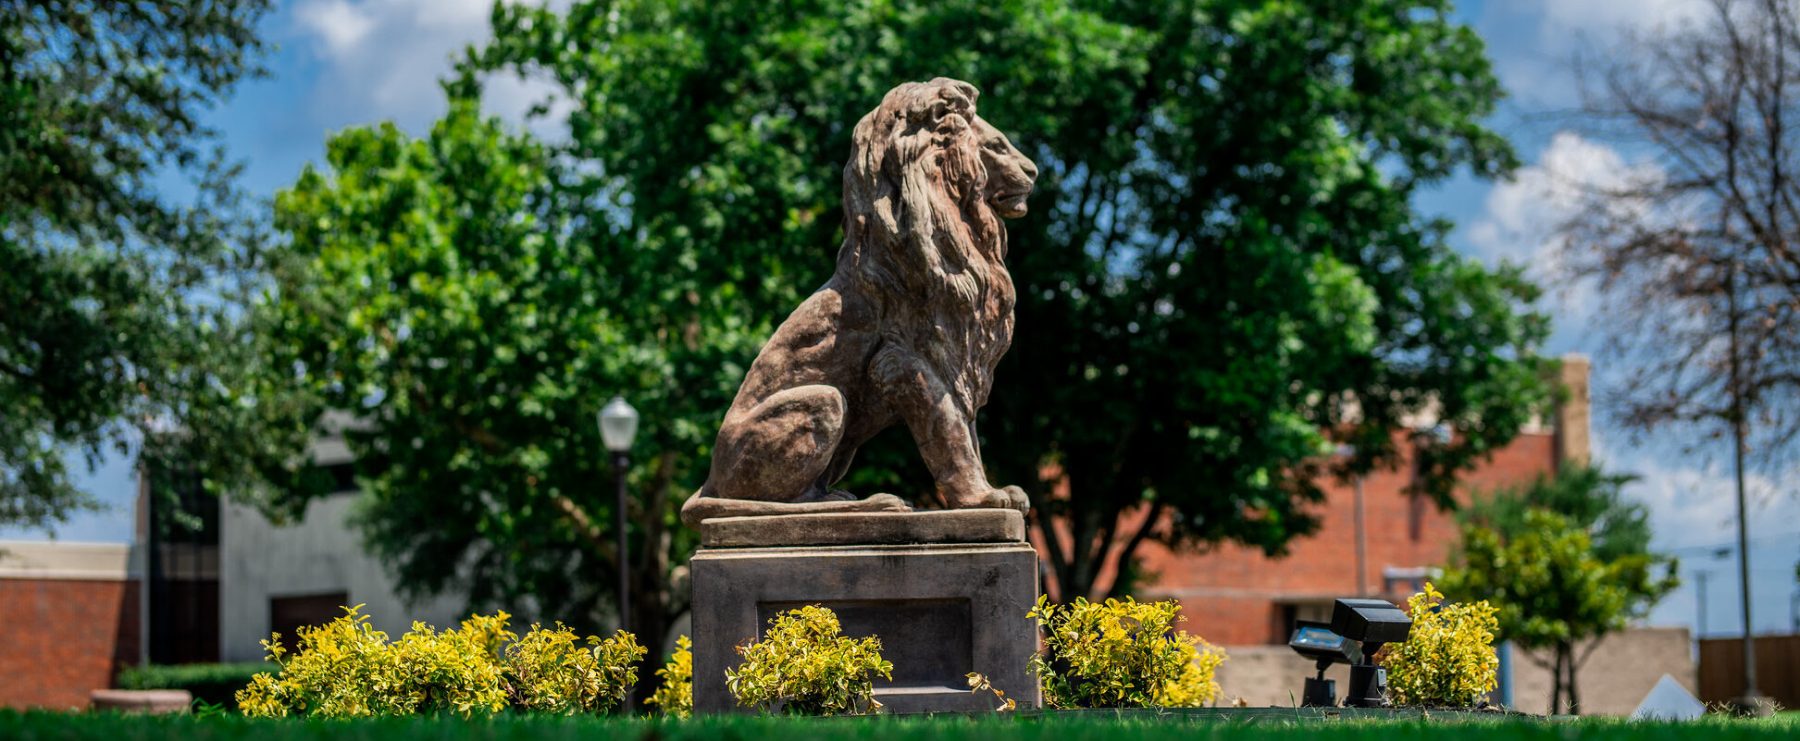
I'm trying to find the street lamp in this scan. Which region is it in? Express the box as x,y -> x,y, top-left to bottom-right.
598,396 -> 639,637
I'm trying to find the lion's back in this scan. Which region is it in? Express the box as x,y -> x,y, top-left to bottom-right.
726,282 -> 877,413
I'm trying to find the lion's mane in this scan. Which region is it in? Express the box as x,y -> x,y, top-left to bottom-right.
836,78 -> 1013,415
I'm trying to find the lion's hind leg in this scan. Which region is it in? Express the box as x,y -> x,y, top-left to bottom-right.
707,385 -> 848,503
682,384 -> 915,528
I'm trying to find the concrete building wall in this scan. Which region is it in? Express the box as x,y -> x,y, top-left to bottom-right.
1505,628 -> 1696,716
0,541 -> 140,709
1213,645 -> 1348,708
218,494 -> 464,662
1213,627 -> 1694,716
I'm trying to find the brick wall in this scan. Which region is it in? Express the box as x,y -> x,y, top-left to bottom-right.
1137,430 -> 1560,646
0,578 -> 140,709
1026,355 -> 1592,647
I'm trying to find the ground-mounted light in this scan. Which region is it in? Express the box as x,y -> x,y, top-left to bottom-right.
1331,597 -> 1412,708
1287,620 -> 1354,707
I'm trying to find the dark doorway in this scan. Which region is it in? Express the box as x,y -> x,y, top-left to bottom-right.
270,592 -> 351,643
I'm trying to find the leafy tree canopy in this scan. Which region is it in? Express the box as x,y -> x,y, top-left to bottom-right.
0,1 -> 271,529
212,102 -> 707,639
210,0 -> 1554,641
465,0 -> 1553,602
1458,463 -> 1656,562
1439,466 -> 1679,714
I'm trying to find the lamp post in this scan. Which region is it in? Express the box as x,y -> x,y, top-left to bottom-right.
598,397 -> 639,638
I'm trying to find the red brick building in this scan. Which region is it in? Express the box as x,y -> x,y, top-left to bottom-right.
1038,355 -> 1592,647
0,542 -> 141,709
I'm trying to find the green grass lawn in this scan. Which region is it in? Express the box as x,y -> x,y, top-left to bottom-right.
1,711 -> 1795,741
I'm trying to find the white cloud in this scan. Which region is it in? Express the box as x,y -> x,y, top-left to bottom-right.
483,73 -> 575,138
1466,131 -> 1663,320
1597,432 -> 1800,635
1599,438 -> 1797,552
295,0 -> 376,57
288,0 -> 568,138
1474,0 -> 1709,108
1534,0 -> 1708,39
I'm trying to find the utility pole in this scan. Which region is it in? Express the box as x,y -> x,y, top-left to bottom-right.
1726,264 -> 1768,715
1696,571 -> 1709,638
1336,444 -> 1368,597
1354,474 -> 1367,597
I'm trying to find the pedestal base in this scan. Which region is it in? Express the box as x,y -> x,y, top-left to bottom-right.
689,511 -> 1041,714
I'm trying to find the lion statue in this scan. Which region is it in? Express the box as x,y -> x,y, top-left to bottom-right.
680,77 -> 1038,527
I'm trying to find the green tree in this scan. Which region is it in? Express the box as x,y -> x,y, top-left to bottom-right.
213,0 -> 1550,654
1439,471 -> 1679,714
1458,463 -> 1657,562
217,100 -> 722,652
0,1 -> 271,528
469,0 -> 1551,602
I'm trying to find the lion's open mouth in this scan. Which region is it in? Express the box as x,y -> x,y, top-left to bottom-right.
994,191 -> 1030,216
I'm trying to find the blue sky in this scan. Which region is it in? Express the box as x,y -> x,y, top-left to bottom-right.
5,0 -> 1796,637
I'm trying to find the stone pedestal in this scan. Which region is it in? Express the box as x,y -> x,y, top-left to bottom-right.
690,509 -> 1041,714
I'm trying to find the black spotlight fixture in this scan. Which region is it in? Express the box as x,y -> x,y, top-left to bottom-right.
1287,620 -> 1353,707
1331,598 -> 1413,708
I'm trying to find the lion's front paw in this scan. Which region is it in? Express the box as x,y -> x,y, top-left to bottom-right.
952,486 -> 1030,514
866,493 -> 912,512
996,485 -> 1030,515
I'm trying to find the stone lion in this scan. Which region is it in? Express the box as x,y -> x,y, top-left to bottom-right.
680,77 -> 1038,527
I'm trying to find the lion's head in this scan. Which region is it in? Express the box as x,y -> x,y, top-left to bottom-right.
839,78 -> 1037,305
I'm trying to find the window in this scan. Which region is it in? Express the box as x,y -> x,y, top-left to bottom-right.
270,592 -> 350,642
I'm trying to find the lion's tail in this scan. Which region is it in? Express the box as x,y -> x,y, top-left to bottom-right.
679,487 -> 908,529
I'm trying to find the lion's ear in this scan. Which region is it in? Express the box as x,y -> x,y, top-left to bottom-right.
931,102 -> 969,135
929,77 -> 980,109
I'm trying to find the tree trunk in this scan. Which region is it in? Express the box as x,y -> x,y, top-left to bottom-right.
1033,499 -> 1158,604
1549,643 -> 1566,715
1564,642 -> 1582,715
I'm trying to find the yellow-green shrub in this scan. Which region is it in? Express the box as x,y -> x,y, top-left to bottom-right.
235,605 -> 644,717
725,605 -> 892,715
646,635 -> 693,717
504,622 -> 645,714
1382,583 -> 1499,708
386,614 -> 513,715
1027,596 -> 1226,709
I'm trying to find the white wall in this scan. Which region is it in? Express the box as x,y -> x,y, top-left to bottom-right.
218,494 -> 465,662
0,540 -> 135,580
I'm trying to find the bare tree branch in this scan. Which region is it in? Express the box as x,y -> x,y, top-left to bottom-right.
1562,0 -> 1800,462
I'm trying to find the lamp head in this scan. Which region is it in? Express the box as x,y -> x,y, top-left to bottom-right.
1289,620 -> 1358,666
598,396 -> 640,453
1330,597 -> 1413,661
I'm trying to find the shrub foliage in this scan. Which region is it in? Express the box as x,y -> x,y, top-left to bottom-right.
1028,596 -> 1225,709
235,606 -> 643,717
1382,583 -> 1499,708
647,635 -> 694,718
726,606 -> 892,715
503,621 -> 646,713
